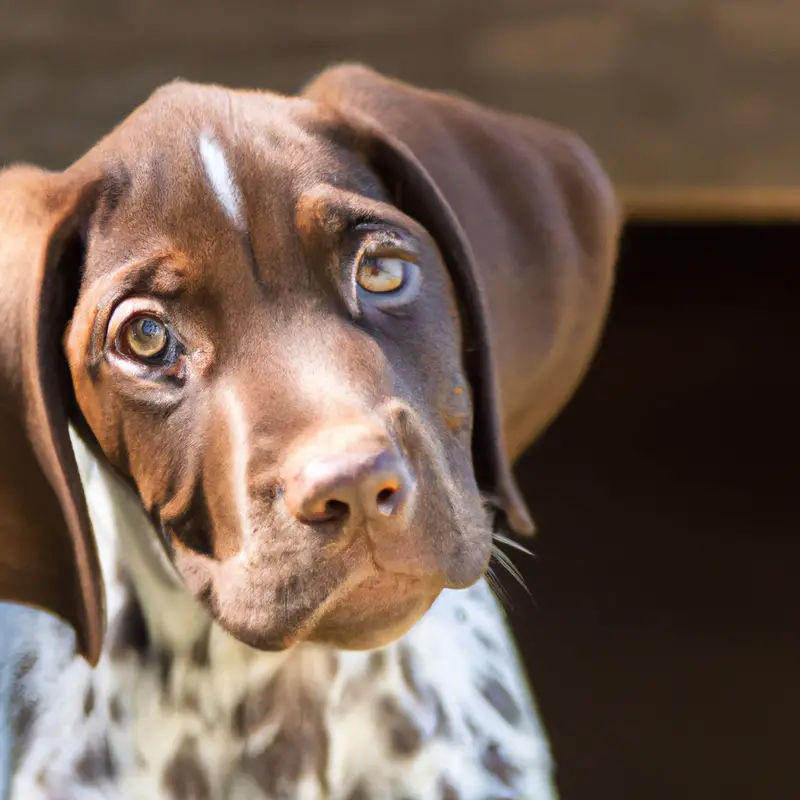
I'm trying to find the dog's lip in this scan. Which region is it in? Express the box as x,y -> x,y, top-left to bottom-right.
347,570 -> 425,601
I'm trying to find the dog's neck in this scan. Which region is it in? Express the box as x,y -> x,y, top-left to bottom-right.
69,428 -> 290,669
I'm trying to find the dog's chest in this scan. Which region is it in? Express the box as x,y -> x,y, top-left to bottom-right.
8,583 -> 554,800
5,443 -> 555,800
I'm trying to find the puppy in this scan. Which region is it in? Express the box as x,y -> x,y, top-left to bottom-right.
0,65 -> 619,799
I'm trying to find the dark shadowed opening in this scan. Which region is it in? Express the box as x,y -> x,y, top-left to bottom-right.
503,222 -> 800,800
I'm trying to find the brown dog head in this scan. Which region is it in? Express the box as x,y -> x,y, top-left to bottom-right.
0,65 -> 619,664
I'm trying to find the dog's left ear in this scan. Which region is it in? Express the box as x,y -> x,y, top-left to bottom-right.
304,64 -> 621,537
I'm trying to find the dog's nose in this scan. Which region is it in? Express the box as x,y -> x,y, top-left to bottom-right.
283,429 -> 414,525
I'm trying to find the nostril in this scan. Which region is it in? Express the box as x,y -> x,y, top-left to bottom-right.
376,487 -> 395,504
375,486 -> 398,515
322,499 -> 350,522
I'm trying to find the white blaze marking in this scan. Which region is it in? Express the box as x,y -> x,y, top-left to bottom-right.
198,133 -> 245,230
223,386 -> 251,541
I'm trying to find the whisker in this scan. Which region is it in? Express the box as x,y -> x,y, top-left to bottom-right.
490,541 -> 540,610
491,545 -> 531,598
485,566 -> 512,614
492,532 -> 537,558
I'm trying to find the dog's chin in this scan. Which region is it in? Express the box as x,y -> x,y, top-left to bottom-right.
303,575 -> 442,650
207,571 -> 443,653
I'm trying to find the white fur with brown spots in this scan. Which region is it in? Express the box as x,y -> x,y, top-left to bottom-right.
1,431 -> 555,799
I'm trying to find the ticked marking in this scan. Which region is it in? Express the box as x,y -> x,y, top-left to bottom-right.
198,133 -> 245,230
223,386 -> 251,544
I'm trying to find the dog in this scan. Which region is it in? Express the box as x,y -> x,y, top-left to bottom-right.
0,64 -> 619,799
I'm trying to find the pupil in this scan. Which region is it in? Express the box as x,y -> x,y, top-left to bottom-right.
140,318 -> 160,338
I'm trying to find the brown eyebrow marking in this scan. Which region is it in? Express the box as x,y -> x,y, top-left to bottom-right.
145,252 -> 192,296
105,251 -> 192,298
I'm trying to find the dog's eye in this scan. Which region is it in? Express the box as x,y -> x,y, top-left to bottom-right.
120,315 -> 169,361
350,230 -> 422,312
356,257 -> 406,294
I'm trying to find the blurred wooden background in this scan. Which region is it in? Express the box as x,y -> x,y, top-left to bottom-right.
2,0 -> 800,217
2,2 -> 799,798
512,222 -> 800,800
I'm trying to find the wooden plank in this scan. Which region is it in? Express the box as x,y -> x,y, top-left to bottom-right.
622,188 -> 800,222
1,0 -> 799,218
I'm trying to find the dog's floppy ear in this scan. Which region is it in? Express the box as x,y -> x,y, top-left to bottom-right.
304,65 -> 620,537
0,165 -> 104,664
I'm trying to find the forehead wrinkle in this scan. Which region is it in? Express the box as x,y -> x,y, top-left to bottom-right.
95,161 -> 133,232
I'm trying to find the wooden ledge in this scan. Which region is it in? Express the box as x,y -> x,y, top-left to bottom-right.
620,188 -> 800,223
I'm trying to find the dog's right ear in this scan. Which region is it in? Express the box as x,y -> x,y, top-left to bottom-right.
0,166 -> 104,665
